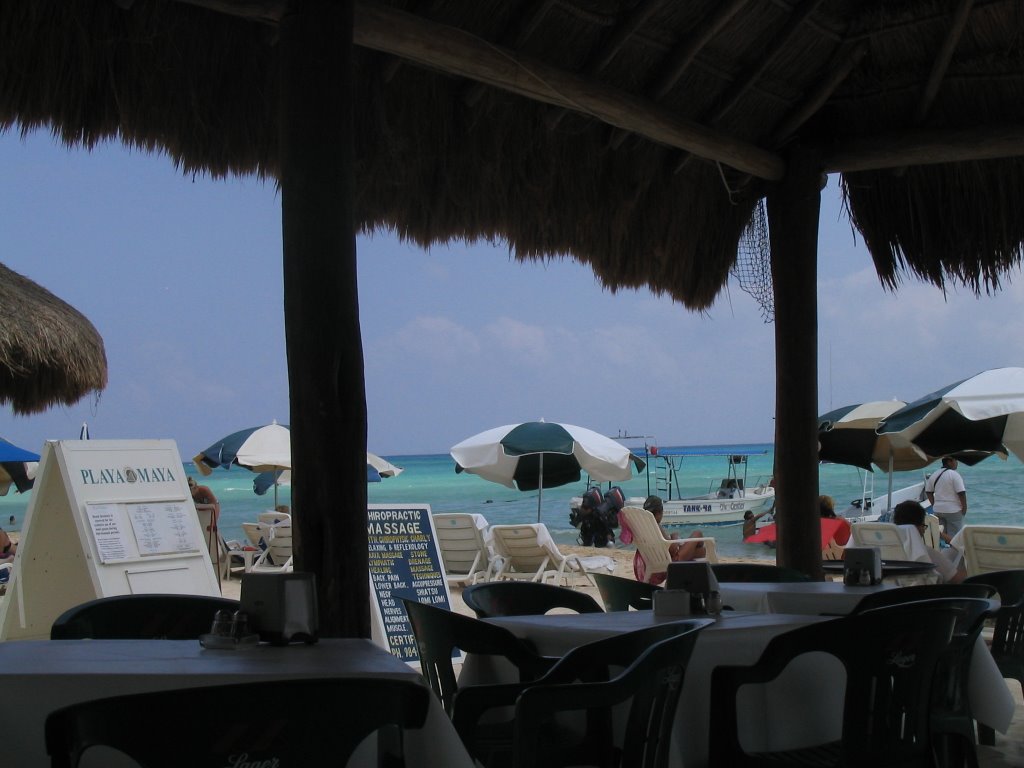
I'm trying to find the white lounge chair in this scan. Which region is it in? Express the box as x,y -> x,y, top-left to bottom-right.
432,512 -> 497,586
618,506 -> 718,581
244,521 -> 294,573
488,523 -> 613,587
953,525 -> 1024,576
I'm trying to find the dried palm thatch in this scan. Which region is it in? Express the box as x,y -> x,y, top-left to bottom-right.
3,0 -> 1024,307
0,263 -> 107,415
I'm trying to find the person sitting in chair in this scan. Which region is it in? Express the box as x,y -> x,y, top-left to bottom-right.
637,495 -> 707,585
0,527 -> 15,563
892,500 -> 965,583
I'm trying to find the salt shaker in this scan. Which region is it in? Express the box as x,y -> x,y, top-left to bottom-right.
706,590 -> 723,616
230,610 -> 250,639
210,609 -> 233,637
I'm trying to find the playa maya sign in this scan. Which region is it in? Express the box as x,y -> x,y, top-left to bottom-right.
78,465 -> 178,485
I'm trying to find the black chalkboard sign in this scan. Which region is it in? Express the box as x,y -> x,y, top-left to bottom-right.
367,504 -> 452,663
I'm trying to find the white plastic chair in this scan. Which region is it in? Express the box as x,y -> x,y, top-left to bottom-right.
488,523 -> 613,587
955,525 -> 1024,576
432,512 -> 497,586
850,522 -> 912,560
247,521 -> 294,573
618,506 -> 718,579
195,506 -> 229,583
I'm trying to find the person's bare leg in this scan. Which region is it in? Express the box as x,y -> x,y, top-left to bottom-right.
672,530 -> 706,561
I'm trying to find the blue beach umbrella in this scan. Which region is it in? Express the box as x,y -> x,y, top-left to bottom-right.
252,453 -> 403,495
0,437 -> 39,495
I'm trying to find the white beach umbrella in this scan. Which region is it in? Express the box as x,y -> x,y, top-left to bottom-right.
878,367 -> 1024,462
450,420 -> 644,521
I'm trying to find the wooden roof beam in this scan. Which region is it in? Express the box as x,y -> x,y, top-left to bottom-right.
673,0 -> 826,171
547,0 -> 668,130
771,41 -> 869,145
823,123 -> 1024,173
609,0 -> 749,149
354,2 -> 785,179
914,0 -> 974,123
464,0 -> 558,108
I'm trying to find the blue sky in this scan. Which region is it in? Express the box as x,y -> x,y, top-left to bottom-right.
2,128 -> 1023,457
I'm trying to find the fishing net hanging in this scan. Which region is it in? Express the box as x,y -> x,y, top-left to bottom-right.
733,199 -> 774,323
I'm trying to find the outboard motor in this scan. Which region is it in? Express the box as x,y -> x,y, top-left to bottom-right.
579,486 -> 625,549
574,487 -> 613,548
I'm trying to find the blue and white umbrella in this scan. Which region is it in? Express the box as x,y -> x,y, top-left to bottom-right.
0,437 -> 39,495
253,452 -> 403,495
451,421 -> 644,521
194,423 -> 403,504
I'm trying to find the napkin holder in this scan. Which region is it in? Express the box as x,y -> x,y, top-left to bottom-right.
843,546 -> 882,586
653,562 -> 720,616
241,571 -> 319,645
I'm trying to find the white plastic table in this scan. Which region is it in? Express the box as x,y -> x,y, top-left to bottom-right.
2,637 -> 472,768
718,580 -> 891,615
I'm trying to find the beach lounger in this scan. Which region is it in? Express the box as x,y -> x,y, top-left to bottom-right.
488,524 -> 613,587
953,525 -> 1024,576
248,521 -> 294,573
618,506 -> 718,583
432,512 -> 498,586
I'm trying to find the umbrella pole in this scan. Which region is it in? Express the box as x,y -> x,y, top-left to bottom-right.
537,453 -> 543,523
886,450 -> 894,513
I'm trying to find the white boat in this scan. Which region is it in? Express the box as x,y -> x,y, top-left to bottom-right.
835,474 -> 931,523
571,447 -> 775,527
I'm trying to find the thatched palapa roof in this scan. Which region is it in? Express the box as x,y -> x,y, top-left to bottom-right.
4,1 -> 1024,306
5,0 -> 1024,628
0,263 -> 107,415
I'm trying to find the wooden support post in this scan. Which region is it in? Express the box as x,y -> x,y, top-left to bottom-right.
280,0 -> 368,637
767,151 -> 823,579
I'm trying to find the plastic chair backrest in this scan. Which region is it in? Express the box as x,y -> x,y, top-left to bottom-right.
924,514 -> 943,549
710,563 -> 811,583
50,594 -> 240,639
194,505 -> 227,581
961,526 -> 1024,575
451,619 -> 713,768
462,581 -> 602,618
851,522 -> 911,560
432,512 -> 492,584
398,597 -> 552,714
709,601 -> 959,767
851,583 -> 996,614
963,569 -> 1024,688
45,677 -> 430,768
592,573 -> 662,611
488,523 -> 564,580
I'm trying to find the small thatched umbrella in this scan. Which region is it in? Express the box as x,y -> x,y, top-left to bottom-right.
0,263 -> 107,415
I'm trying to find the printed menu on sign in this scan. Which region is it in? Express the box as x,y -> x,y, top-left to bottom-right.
128,502 -> 201,556
367,505 -> 450,663
84,503 -> 131,563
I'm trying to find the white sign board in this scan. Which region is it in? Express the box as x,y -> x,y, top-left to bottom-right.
0,439 -> 219,641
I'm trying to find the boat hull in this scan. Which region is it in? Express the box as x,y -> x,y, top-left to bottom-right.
657,489 -> 775,526
569,487 -> 775,527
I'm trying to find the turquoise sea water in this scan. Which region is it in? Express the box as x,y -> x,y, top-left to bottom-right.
1,442 -> 1021,561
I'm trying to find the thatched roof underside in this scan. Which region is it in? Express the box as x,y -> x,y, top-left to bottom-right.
3,0 -> 1024,306
0,264 -> 108,415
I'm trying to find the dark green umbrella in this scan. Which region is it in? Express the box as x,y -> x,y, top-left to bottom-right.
450,421 -> 645,522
